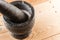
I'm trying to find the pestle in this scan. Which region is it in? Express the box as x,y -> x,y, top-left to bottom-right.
0,0 -> 28,23
0,0 -> 34,39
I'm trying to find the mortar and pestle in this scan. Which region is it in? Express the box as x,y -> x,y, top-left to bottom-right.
0,0 -> 34,40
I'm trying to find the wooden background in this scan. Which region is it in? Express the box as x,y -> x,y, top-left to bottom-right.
1,0 -> 60,40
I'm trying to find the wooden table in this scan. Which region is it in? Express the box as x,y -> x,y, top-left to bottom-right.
1,0 -> 60,40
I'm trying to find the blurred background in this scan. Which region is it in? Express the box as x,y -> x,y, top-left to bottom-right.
5,0 -> 47,5
1,0 -> 60,40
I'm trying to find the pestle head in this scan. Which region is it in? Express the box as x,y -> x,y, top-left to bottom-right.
0,0 -> 28,23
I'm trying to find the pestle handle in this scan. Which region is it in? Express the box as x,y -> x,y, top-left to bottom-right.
0,0 -> 28,23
